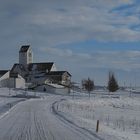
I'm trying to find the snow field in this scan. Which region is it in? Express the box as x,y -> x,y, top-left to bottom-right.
0,87 -> 140,140
57,92 -> 140,140
0,88 -> 27,116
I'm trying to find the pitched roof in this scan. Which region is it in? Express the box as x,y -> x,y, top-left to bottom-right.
0,70 -> 8,75
46,71 -> 71,76
28,62 -> 54,72
9,72 -> 18,78
11,63 -> 26,72
19,45 -> 30,53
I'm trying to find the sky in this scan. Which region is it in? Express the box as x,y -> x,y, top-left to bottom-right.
0,0 -> 140,86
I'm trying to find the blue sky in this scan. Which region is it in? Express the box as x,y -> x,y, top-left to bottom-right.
0,0 -> 140,86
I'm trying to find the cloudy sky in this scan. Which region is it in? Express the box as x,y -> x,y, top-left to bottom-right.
1,0 -> 140,86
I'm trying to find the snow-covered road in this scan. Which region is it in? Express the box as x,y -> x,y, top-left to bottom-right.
0,95 -> 98,140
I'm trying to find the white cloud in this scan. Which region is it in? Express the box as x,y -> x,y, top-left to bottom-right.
40,47 -> 140,71
40,47 -> 92,60
0,0 -> 139,47
0,0 -> 140,85
90,50 -> 140,70
40,47 -> 73,57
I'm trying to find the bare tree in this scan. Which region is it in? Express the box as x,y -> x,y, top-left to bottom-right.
82,78 -> 94,97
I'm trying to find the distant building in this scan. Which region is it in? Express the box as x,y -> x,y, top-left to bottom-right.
0,45 -> 71,93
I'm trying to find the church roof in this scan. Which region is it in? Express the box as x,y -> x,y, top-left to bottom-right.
0,70 -> 8,76
11,63 -> 26,72
28,62 -> 54,72
9,72 -> 18,78
46,71 -> 71,76
19,45 -> 30,53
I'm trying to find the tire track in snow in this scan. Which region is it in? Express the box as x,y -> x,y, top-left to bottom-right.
34,111 -> 44,140
2,110 -> 22,140
52,99 -> 105,140
0,96 -> 104,140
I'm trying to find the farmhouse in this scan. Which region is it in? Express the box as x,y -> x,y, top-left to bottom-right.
0,45 -> 71,93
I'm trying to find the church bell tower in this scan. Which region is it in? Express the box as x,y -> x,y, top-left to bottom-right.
19,45 -> 33,67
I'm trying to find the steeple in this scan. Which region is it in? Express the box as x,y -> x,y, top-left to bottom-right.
19,45 -> 33,66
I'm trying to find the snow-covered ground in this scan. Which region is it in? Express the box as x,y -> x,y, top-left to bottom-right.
0,88 -> 96,140
0,88 -> 139,140
0,88 -> 27,117
57,91 -> 140,140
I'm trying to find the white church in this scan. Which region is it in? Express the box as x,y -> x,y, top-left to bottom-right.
0,45 -> 71,93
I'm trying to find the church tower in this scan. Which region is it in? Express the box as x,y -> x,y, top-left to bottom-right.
19,45 -> 33,66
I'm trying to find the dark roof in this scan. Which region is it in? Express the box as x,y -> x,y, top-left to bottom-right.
11,63 -> 26,72
46,71 -> 71,76
28,62 -> 54,72
0,70 -> 8,75
19,45 -> 30,53
9,72 -> 18,78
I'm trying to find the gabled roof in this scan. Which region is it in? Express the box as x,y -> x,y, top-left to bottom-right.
28,62 -> 54,72
46,71 -> 71,76
19,45 -> 30,53
0,70 -> 8,75
9,72 -> 18,78
11,63 -> 26,72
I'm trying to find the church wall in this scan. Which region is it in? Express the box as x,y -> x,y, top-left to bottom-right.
0,79 -> 9,87
50,64 -> 57,71
0,71 -> 25,89
19,47 -> 33,66
61,73 -> 71,86
0,78 -> 15,88
15,77 -> 25,89
3,77 -> 25,89
27,48 -> 33,64
19,53 -> 27,66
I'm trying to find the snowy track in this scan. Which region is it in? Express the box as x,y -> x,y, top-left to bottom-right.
52,99 -> 104,140
0,95 -> 98,140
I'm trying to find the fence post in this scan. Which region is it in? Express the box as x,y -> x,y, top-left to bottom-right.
57,104 -> 58,110
96,120 -> 99,133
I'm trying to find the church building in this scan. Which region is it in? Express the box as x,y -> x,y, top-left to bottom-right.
0,45 -> 71,93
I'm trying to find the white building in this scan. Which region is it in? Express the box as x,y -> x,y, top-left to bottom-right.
0,45 -> 71,93
0,71 -> 25,89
